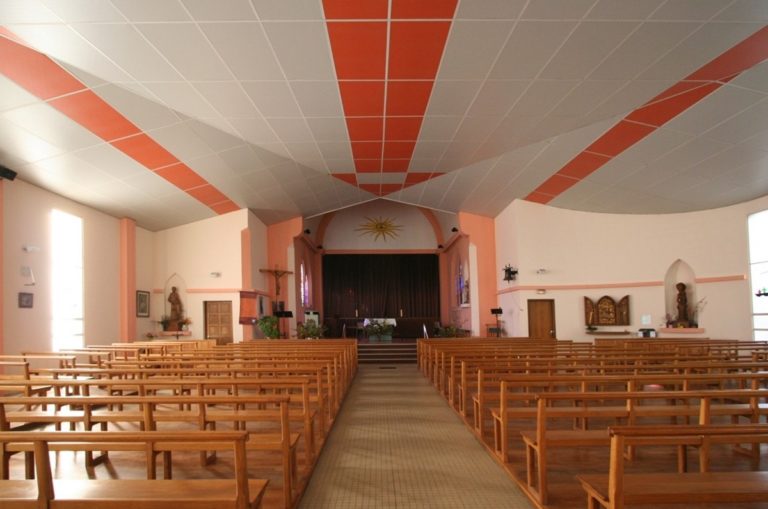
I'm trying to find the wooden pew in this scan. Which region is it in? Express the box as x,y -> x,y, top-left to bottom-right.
0,394 -> 297,508
0,430 -> 268,509
577,424 -> 768,509
519,389 -> 768,506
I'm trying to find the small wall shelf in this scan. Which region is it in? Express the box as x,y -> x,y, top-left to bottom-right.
587,330 -> 632,336
158,331 -> 192,338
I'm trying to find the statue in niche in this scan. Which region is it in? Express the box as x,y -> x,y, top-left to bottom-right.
676,282 -> 689,326
168,286 -> 183,322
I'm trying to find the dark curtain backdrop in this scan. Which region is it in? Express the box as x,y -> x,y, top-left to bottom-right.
323,254 -> 439,319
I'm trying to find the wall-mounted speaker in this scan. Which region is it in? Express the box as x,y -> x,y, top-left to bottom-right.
0,165 -> 17,181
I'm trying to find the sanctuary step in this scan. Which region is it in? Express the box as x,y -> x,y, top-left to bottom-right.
358,341 -> 417,364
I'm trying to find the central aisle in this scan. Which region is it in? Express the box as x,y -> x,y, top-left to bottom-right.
298,364 -> 533,508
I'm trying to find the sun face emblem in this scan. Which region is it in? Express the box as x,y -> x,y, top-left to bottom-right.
355,216 -> 402,241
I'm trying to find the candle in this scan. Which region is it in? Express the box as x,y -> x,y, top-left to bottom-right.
355,309 -> 358,318
399,308 -> 403,318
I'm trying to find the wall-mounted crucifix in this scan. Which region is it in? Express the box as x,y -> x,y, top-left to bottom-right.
259,267 -> 293,297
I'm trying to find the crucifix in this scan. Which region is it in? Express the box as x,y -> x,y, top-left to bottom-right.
259,266 -> 293,297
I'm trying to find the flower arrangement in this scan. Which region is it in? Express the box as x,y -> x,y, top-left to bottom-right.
257,315 -> 281,339
364,320 -> 394,339
297,321 -> 326,339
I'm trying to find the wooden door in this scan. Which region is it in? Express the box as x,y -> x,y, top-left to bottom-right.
205,301 -> 233,345
528,299 -> 556,339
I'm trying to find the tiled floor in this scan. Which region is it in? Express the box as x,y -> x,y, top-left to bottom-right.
298,365 -> 533,508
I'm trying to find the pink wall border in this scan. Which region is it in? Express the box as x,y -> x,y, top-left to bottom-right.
497,275 -> 746,294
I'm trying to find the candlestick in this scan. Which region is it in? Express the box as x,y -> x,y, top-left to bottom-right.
355,309 -> 358,318
399,308 -> 403,317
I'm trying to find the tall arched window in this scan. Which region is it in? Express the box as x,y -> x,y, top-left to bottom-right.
300,262 -> 311,309
748,210 -> 768,339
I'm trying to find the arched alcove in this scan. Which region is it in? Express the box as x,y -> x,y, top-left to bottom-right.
664,260 -> 697,326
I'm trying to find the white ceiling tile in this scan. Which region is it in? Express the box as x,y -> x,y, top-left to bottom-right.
3,103 -> 102,151
137,24 -> 231,81
142,82 -> 221,119
586,79 -> 674,119
521,0 -> 597,19
456,0 -> 525,19
9,24 -> 134,84
426,80 -> 483,116
290,81 -> 344,117
215,145 -> 264,175
121,170 -> 183,198
73,23 -> 183,82
306,117 -> 349,142
181,0 -> 256,21
269,118 -> 314,143
665,85 -> 766,135
0,76 -> 38,113
227,117 -> 279,144
616,127 -> 694,164
716,0 -> 768,21
200,22 -> 284,80
586,0 -> 665,20
438,21 -> 514,80
251,0 -> 324,20
35,153 -> 114,187
419,116 -> 463,141
74,143 -> 148,179
317,142 -> 351,160
412,141 -> 450,160
650,0 -> 731,20
284,142 -> 324,164
509,80 -> 579,116
451,116 -> 500,142
490,21 -> 577,79
193,82 -> 260,117
324,158 -> 356,172
540,21 -> 639,79
639,22 -> 764,80
262,21 -> 335,80
466,80 -> 528,117
702,99 -> 768,144
0,119 -> 64,163
0,0 -> 59,23
242,81 -> 302,117
149,123 -> 214,162
92,84 -> 182,131
547,80 -> 627,118
186,121 -> 245,152
110,0 -> 190,22
41,0 -> 124,22
589,22 -> 701,80
727,62 -> 768,94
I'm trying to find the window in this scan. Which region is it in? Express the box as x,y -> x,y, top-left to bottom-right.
749,210 -> 768,340
300,262 -> 311,309
51,210 -> 84,350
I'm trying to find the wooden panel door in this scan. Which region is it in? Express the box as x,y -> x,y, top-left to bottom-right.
205,301 -> 233,345
528,299 -> 556,339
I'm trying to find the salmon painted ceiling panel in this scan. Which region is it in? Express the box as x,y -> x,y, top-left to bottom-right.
0,1 -> 767,229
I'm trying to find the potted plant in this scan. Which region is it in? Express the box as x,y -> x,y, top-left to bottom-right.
364,320 -> 394,342
157,315 -> 171,331
297,320 -> 326,339
257,315 -> 280,339
178,317 -> 192,330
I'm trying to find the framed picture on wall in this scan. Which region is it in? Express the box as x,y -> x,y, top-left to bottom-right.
136,291 -> 150,317
18,292 -> 33,308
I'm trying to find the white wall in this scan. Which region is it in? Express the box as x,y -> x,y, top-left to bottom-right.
323,200 -> 437,250
135,226 -> 155,339
3,180 -> 120,354
152,209 -> 250,341
495,197 -> 768,341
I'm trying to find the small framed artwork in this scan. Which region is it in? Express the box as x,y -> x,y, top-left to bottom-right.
136,290 -> 150,317
18,292 -> 33,308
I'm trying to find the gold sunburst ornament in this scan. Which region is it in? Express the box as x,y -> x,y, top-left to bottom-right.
355,216 -> 402,241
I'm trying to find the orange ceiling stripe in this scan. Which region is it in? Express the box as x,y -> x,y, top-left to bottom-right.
49,89 -> 141,141
0,29 -> 239,216
325,1 -> 456,194
327,22 -> 387,79
323,0 -> 388,19
0,35 -> 84,99
525,25 -> 768,205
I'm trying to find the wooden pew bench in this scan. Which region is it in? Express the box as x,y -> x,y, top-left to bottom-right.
577,424 -> 768,509
0,362 -> 51,404
0,393 -> 298,508
0,430 -> 268,509
519,389 -> 768,506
